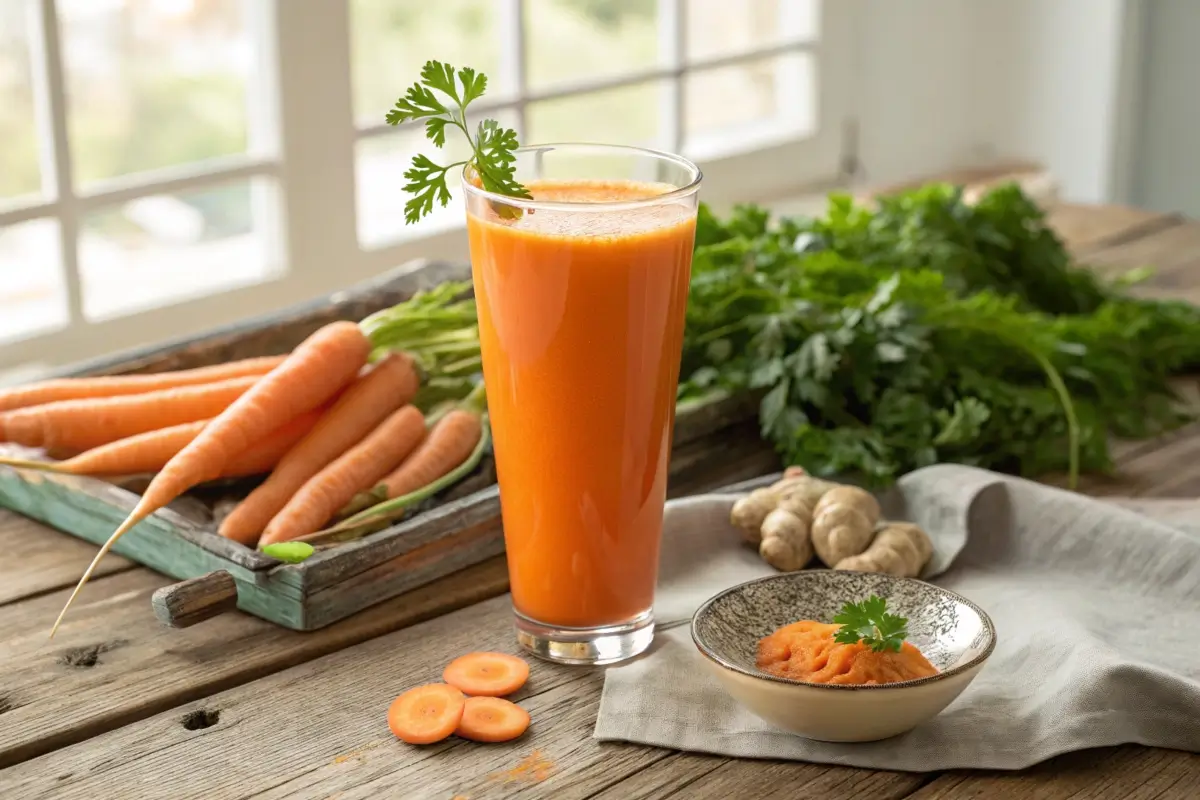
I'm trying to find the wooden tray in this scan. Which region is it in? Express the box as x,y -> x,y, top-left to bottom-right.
0,260 -> 776,631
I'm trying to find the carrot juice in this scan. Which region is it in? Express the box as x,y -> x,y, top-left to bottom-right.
463,145 -> 701,664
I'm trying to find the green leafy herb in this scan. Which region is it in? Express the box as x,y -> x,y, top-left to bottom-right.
261,542 -> 315,564
677,183 -> 1200,488
832,595 -> 909,653
386,61 -> 531,224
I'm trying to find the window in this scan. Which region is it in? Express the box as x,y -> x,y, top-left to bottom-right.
1,0 -> 858,375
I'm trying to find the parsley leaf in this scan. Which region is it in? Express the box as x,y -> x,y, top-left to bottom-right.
832,595 -> 909,653
386,61 -> 530,224
675,184 -> 1200,489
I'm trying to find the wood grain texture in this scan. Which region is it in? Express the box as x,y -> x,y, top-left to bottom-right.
905,745 -> 1200,800
0,556 -> 509,770
152,571 -> 239,628
0,596 -> 923,800
0,510 -> 132,607
1050,203 -> 1181,256
1083,217 -> 1200,278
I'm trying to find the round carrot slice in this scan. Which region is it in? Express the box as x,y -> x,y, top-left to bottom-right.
387,683 -> 465,745
442,651 -> 530,697
455,697 -> 531,743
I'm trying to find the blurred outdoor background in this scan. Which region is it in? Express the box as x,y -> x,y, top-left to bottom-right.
0,0 -> 1195,376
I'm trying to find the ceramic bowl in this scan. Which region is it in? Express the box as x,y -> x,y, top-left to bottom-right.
691,570 -> 996,743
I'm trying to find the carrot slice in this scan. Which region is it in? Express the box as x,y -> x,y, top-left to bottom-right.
387,683 -> 466,745
454,697 -> 530,743
442,652 -> 530,697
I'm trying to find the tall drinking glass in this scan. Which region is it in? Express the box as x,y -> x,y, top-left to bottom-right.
463,144 -> 701,665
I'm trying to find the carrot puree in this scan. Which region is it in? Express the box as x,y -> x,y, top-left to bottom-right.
466,179 -> 696,629
756,621 -> 939,685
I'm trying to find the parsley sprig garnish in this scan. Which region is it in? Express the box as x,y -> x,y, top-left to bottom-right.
386,61 -> 531,224
832,595 -> 909,653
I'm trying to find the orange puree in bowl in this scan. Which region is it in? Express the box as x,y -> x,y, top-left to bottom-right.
756,621 -> 938,685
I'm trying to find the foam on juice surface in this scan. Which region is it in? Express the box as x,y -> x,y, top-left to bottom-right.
478,179 -> 695,240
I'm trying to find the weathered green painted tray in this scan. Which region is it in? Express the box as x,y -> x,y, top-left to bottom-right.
0,260 -> 775,631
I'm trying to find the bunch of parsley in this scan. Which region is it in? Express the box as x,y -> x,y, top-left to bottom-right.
678,186 -> 1200,488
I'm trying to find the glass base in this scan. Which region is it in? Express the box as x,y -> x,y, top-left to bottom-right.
514,608 -> 655,666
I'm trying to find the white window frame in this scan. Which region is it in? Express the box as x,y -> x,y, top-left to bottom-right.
2,0 -> 860,374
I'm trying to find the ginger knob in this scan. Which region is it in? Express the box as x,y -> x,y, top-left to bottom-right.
730,488 -> 780,543
834,522 -> 932,577
810,485 -> 881,567
759,508 -> 814,571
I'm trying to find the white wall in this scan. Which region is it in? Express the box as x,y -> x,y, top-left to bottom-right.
849,0 -> 1133,205
970,0 -> 1128,204
1128,0 -> 1200,216
854,0 -> 979,187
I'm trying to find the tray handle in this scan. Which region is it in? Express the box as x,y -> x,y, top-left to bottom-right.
152,570 -> 239,628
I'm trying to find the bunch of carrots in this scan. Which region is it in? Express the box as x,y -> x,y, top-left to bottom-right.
0,301 -> 491,636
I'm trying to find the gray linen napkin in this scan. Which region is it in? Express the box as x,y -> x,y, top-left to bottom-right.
594,464 -> 1200,771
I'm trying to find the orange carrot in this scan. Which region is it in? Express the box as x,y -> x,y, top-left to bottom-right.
388,683 -> 466,745
50,321 -> 370,637
219,408 -> 326,479
258,405 -> 427,545
380,409 -> 482,500
454,697 -> 530,743
0,420 -> 210,476
0,375 -> 259,452
0,356 -> 286,413
0,408 -> 323,480
219,353 -> 420,545
442,652 -> 530,698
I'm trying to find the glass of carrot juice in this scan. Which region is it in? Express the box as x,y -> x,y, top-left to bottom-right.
463,143 -> 701,665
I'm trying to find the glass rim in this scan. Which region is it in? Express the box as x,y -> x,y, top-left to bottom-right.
461,142 -> 703,213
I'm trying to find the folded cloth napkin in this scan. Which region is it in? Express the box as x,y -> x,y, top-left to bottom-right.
594,464 -> 1200,771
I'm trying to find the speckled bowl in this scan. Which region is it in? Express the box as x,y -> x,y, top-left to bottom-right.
691,570 -> 996,742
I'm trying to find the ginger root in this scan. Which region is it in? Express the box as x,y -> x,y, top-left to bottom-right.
729,473 -> 836,544
834,522 -> 933,577
730,488 -> 781,543
810,486 -> 881,567
758,504 -> 815,570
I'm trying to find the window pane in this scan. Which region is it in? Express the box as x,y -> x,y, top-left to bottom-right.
527,81 -> 665,149
351,0 -> 499,127
59,0 -> 251,187
79,178 -> 275,321
0,0 -> 42,202
687,0 -> 819,61
524,0 -> 658,90
684,53 -> 815,158
357,109 -> 519,247
0,219 -> 68,344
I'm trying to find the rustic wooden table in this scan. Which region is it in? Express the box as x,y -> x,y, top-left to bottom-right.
2,201 -> 1199,800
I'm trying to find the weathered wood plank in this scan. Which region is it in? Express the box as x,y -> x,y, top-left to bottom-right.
0,556 -> 509,770
1084,218 -> 1200,281
1050,203 -> 1182,257
0,511 -> 132,607
590,752 -> 923,800
151,570 -> 240,629
904,745 -> 1200,800
0,595 -> 924,800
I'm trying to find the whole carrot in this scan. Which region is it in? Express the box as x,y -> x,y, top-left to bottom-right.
0,356 -> 286,413
0,420 -> 210,476
50,321 -> 371,637
219,352 -> 420,545
220,408 -> 326,479
0,375 -> 259,452
380,407 -> 482,500
259,405 -> 427,545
